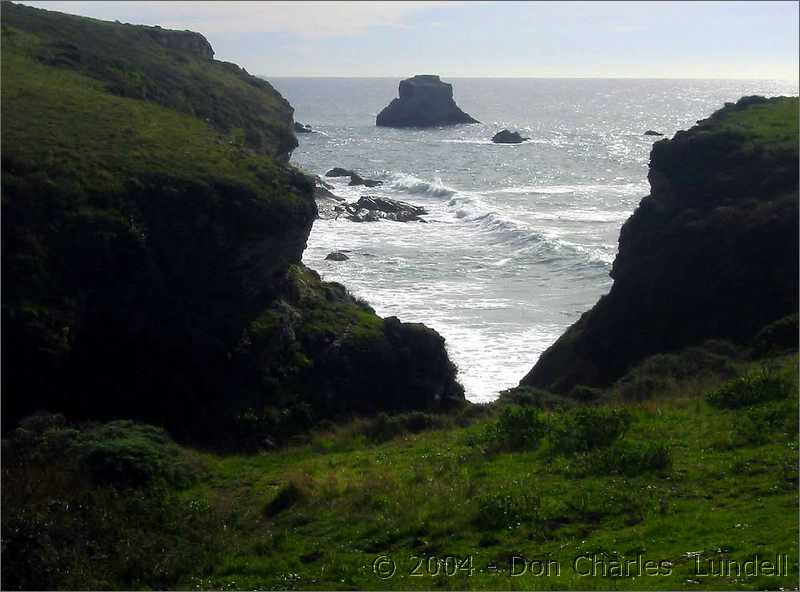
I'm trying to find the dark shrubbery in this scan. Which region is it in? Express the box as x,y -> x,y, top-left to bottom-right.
732,400 -> 798,447
1,415 -> 220,590
706,366 -> 793,409
496,386 -> 577,409
549,408 -> 632,454
265,481 -> 307,517
481,406 -> 548,452
358,411 -> 451,443
474,489 -> 540,530
753,314 -> 798,357
614,342 -> 739,402
579,441 -> 672,477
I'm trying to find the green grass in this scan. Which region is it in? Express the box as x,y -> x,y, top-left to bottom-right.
1,36 -> 294,204
3,355 -> 797,589
701,96 -> 799,153
162,354 -> 796,590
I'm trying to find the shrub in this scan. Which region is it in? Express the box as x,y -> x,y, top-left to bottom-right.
265,481 -> 307,517
582,441 -> 672,476
496,386 -> 576,409
75,421 -> 196,489
474,490 -> 540,530
358,412 -> 449,443
614,343 -> 738,401
483,406 -> 547,452
732,399 -> 798,446
549,407 -> 632,454
752,314 -> 798,356
706,366 -> 793,409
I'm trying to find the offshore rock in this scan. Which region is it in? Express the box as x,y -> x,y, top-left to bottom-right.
492,129 -> 529,143
376,74 -> 478,127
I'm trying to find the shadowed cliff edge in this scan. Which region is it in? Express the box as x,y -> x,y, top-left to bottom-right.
1,2 -> 464,447
522,96 -> 799,394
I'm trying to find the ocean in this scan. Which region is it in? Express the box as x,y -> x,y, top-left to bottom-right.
269,77 -> 798,402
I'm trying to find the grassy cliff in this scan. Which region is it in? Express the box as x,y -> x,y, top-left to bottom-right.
523,96 -> 799,394
1,2 -> 463,445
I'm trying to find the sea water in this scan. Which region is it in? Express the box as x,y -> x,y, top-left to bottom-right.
270,78 -> 798,402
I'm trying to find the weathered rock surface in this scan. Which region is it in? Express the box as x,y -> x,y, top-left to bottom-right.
522,96 -> 799,394
325,167 -> 355,177
376,74 -> 478,127
492,129 -> 529,143
348,173 -> 382,187
345,196 -> 428,222
324,167 -> 382,187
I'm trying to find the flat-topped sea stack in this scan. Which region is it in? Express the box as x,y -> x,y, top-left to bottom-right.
376,74 -> 478,127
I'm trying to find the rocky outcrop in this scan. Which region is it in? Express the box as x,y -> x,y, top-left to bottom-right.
492,129 -> 529,143
325,167 -> 382,187
325,251 -> 349,261
2,2 -> 465,446
143,27 -> 214,60
376,75 -> 478,127
294,122 -> 314,133
644,130 -> 664,136
345,196 -> 428,223
522,96 -> 799,394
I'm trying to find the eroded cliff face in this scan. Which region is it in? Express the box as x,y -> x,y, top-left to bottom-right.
523,96 -> 799,393
1,3 -> 464,446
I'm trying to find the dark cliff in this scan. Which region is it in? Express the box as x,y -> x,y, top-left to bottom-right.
1,3 -> 464,446
522,96 -> 799,393
376,74 -> 478,127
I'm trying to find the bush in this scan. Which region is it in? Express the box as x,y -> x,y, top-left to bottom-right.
496,386 -> 576,409
483,406 -> 547,452
549,407 -> 632,454
474,490 -> 540,530
706,366 -> 793,409
265,481 -> 307,517
583,441 -> 672,476
1,416 -> 219,590
358,412 -> 450,443
732,399 -> 798,446
614,344 -> 738,401
753,314 -> 798,356
76,421 -> 196,489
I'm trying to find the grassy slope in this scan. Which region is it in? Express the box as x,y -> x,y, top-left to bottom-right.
1,27 -> 294,203
704,96 -> 799,152
175,355 -> 798,591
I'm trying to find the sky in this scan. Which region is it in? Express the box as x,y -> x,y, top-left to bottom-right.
18,1 -> 800,80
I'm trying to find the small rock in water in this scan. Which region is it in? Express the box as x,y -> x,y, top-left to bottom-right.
644,130 -> 664,136
325,167 -> 356,177
325,251 -> 349,261
294,122 -> 314,133
491,129 -> 529,143
348,173 -> 383,187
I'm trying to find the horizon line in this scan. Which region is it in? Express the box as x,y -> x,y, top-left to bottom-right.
259,75 -> 799,84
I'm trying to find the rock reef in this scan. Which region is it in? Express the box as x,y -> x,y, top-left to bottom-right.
522,96 -> 799,394
376,74 -> 478,127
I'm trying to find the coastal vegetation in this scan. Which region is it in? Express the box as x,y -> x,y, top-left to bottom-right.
1,3 -> 797,590
3,352 -> 797,589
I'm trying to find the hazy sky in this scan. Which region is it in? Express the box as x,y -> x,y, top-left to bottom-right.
19,1 -> 800,80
